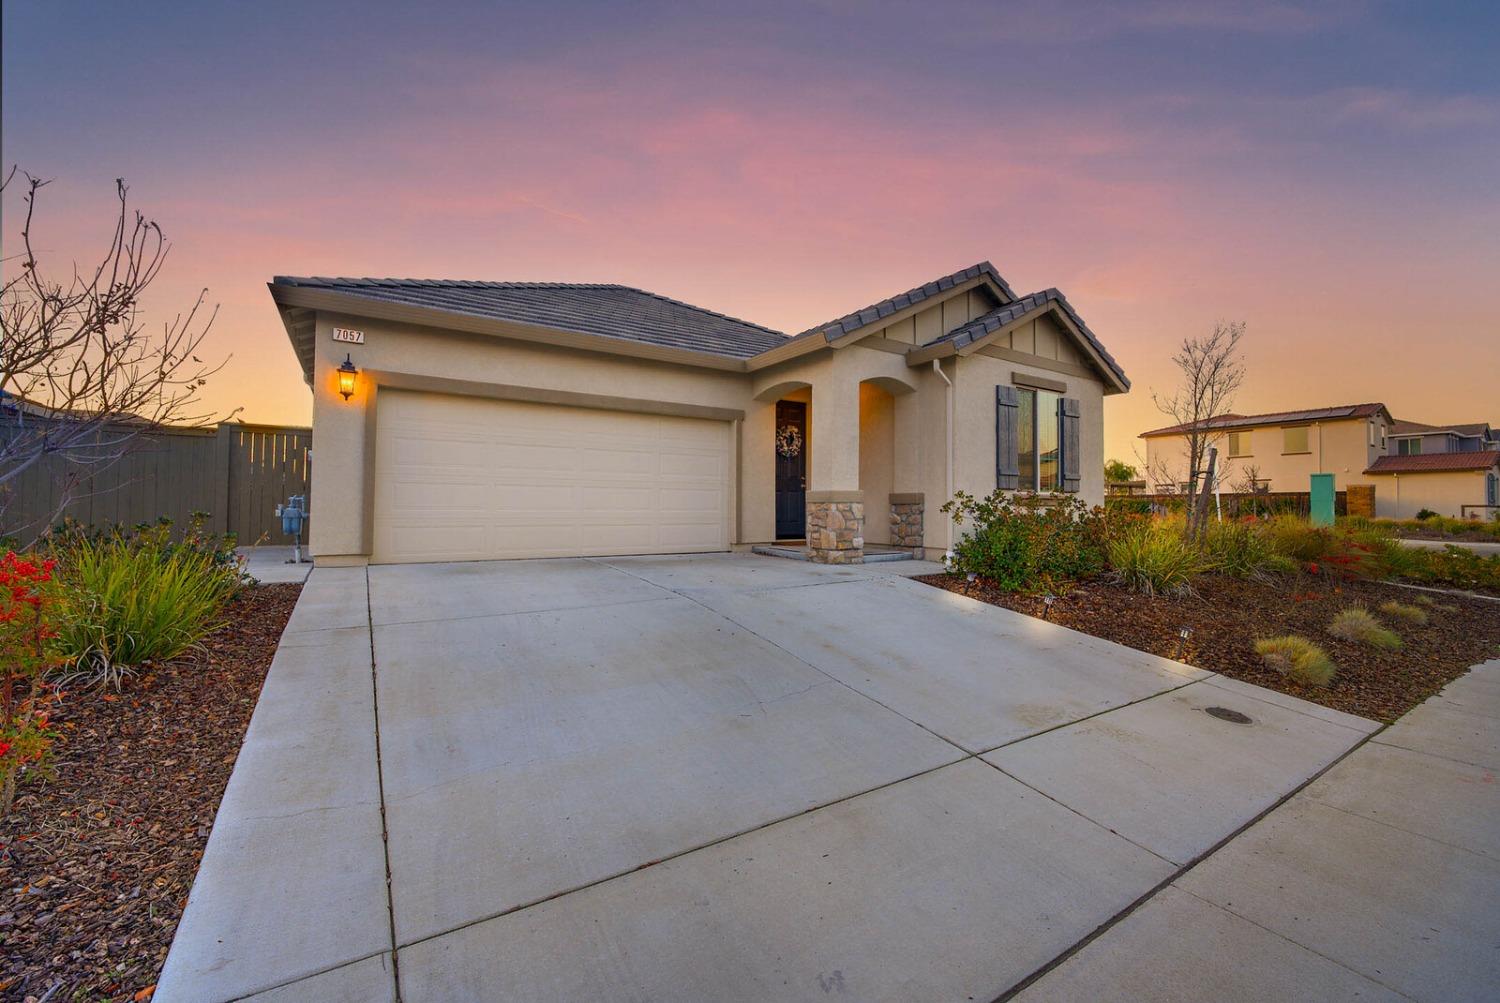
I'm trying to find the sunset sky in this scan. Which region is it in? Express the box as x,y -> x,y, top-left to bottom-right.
4,1 -> 1497,466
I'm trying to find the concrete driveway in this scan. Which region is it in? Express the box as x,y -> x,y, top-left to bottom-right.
158,554 -> 1379,1002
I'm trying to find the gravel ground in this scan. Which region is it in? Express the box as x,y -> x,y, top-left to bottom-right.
0,583 -> 300,1003
916,573 -> 1500,722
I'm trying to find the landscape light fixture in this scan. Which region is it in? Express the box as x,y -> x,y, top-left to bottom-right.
337,354 -> 358,401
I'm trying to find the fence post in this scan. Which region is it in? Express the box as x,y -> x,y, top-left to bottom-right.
213,424 -> 233,536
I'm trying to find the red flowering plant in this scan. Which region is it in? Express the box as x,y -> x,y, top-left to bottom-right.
0,551 -> 64,816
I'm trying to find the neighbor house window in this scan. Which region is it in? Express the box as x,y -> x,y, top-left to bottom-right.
1489,472 -> 1499,507
1397,438 -> 1422,456
1016,387 -> 1062,491
1368,422 -> 1375,447
1283,426 -> 1309,454
1227,431 -> 1250,457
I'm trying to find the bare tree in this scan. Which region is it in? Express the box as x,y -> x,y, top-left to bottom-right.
1,169 -> 230,540
1230,463 -> 1268,495
1151,321 -> 1246,533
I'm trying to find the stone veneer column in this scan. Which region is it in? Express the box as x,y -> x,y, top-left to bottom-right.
889,493 -> 925,553
806,491 -> 864,564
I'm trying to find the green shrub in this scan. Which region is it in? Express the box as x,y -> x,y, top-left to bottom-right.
1415,508 -> 1437,521
1378,600 -> 1428,625
45,518 -> 246,689
1254,635 -> 1337,686
1328,607 -> 1401,649
1391,546 -> 1500,593
1203,519 -> 1283,580
942,492 -> 1107,594
1259,515 -> 1329,563
1106,520 -> 1209,596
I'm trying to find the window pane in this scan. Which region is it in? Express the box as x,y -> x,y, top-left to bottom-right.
1283,426 -> 1309,453
1016,388 -> 1036,490
1038,390 -> 1060,490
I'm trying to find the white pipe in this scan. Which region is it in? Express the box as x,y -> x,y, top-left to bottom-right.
932,359 -> 954,559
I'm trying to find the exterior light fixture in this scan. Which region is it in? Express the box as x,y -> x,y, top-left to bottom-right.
1174,626 -> 1193,660
1042,594 -> 1056,620
337,353 -> 358,401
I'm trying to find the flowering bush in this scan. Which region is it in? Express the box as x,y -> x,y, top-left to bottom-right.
942,492 -> 1108,594
0,551 -> 63,815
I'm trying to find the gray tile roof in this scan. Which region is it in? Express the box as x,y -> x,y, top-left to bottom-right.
792,262 -> 1018,341
929,289 -> 1130,390
271,277 -> 790,359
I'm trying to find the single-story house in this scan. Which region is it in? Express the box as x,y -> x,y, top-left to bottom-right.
270,262 -> 1129,565
1363,450 -> 1500,520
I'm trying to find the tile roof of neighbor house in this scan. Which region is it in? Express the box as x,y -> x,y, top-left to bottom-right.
925,288 -> 1130,390
1140,403 -> 1389,438
791,261 -> 1018,340
271,277 -> 791,359
1365,451 -> 1500,474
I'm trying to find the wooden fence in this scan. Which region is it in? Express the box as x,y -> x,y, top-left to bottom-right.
1,421 -> 311,545
1108,491 -> 1348,519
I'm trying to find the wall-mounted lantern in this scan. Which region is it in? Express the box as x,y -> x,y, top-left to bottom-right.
337,353 -> 358,401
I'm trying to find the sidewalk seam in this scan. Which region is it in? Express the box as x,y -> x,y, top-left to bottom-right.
991,719 -> 1391,1002
366,567 -> 403,1003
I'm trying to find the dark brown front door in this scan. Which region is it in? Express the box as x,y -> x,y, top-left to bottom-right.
774,400 -> 807,539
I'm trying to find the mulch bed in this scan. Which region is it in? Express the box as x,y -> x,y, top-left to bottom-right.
915,573 -> 1500,723
0,583 -> 300,1003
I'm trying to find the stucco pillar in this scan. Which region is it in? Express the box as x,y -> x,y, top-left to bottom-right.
806,375 -> 862,563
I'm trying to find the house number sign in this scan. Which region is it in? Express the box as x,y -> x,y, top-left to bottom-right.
332,327 -> 365,344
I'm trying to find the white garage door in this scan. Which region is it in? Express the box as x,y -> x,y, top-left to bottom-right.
372,390 -> 731,563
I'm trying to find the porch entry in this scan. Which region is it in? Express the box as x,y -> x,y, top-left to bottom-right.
774,400 -> 807,539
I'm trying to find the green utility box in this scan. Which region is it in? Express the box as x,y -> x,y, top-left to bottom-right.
1310,473 -> 1336,527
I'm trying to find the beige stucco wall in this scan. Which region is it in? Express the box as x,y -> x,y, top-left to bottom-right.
1143,415 -> 1387,494
952,353 -> 1107,506
1368,469 -> 1494,519
858,382 -> 895,544
302,293 -> 1120,562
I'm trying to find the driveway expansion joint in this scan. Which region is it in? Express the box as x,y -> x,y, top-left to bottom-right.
992,717 -> 1392,1002
365,567 -> 403,1003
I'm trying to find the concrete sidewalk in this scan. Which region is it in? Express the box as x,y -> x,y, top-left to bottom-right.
1018,657 -> 1500,1002
237,545 -> 313,584
1398,536 -> 1500,556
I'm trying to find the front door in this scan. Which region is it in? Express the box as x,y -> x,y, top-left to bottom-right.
774,400 -> 807,539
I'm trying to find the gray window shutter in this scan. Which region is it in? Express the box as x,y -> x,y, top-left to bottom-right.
996,386 -> 1020,490
1061,397 -> 1081,493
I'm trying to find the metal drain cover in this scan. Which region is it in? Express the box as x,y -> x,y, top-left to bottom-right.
1205,706 -> 1253,724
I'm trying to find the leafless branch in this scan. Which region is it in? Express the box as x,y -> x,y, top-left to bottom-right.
1,170 -> 233,541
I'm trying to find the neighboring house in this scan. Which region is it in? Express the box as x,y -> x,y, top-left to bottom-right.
1388,419 -> 1500,456
1140,403 -> 1500,519
1139,403 -> 1393,494
1363,449 -> 1500,520
270,262 -> 1129,565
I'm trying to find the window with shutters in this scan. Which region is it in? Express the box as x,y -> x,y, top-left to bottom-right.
1011,387 -> 1069,491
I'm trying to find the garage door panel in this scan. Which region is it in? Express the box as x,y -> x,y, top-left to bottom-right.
373,391 -> 731,563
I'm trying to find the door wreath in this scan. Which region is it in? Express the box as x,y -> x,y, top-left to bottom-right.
775,424 -> 803,458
